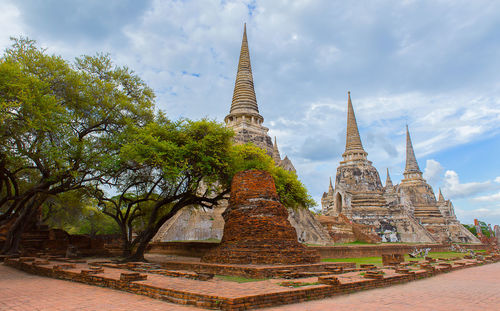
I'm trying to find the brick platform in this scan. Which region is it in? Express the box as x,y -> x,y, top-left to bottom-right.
4,254 -> 499,310
160,261 -> 355,279
4,261 -> 500,311
201,170 -> 320,264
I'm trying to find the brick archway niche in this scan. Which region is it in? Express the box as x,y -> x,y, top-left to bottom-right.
335,192 -> 342,215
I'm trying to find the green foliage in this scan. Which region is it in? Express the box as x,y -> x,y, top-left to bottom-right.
322,251 -> 466,267
0,37 -> 316,258
0,37 -> 155,253
91,117 -> 237,258
0,37 -> 154,217
478,220 -> 492,237
65,205 -> 120,236
463,221 -> 491,237
230,144 -> 316,209
121,117 -> 235,190
42,191 -> 119,236
463,224 -> 477,236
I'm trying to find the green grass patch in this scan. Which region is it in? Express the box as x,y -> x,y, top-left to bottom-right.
337,241 -> 374,245
215,275 -> 267,283
418,252 -> 466,260
322,256 -> 383,266
322,251 -> 467,267
280,281 -> 320,287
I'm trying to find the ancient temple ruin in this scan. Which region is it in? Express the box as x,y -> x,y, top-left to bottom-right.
202,170 -> 319,264
321,93 -> 480,244
153,25 -> 480,246
153,25 -> 332,245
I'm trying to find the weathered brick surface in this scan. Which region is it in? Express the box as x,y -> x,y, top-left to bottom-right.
3,255 -> 500,310
4,262 -> 500,311
148,241 -> 488,259
381,253 -> 404,266
202,170 -> 320,264
161,261 -> 354,279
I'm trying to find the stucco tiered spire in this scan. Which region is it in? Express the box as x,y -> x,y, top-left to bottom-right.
225,24 -> 265,130
345,92 -> 364,153
386,168 -> 393,188
272,137 -> 281,164
403,125 -> 423,180
341,92 -> 368,164
228,24 -> 260,115
328,177 -> 334,195
223,24 -> 272,153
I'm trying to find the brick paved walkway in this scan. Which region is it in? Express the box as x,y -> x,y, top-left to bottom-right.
0,264 -> 198,311
264,262 -> 500,311
1,262 -> 499,310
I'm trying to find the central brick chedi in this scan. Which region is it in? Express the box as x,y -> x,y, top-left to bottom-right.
202,170 -> 320,264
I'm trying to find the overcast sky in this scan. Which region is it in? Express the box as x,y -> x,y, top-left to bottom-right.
2,0 -> 500,226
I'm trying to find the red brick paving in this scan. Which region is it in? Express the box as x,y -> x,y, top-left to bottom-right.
1,262 -> 500,310
263,262 -> 500,311
0,264 -> 198,311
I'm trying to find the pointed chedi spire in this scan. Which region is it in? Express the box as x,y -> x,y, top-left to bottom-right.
224,24 -> 273,155
345,92 -> 364,152
229,23 -> 260,116
438,188 -> 445,202
342,91 -> 368,164
327,176 -> 334,196
281,155 -> 296,173
403,125 -> 423,180
272,136 -> 281,164
386,168 -> 393,188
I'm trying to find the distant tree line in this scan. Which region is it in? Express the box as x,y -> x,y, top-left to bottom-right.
463,220 -> 493,238
0,38 -> 314,261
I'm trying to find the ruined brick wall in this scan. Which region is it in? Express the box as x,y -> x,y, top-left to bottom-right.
148,241 -> 488,259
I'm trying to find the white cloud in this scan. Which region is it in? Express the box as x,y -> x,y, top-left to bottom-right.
423,159 -> 444,186
0,1 -> 25,49
2,0 -> 500,219
455,207 -> 500,225
442,170 -> 494,199
473,192 -> 500,203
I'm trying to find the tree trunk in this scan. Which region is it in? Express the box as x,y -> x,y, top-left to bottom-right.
125,204 -> 186,262
119,224 -> 132,258
1,201 -> 32,254
1,195 -> 46,255
125,227 -> 159,262
2,219 -> 28,255
121,236 -> 132,258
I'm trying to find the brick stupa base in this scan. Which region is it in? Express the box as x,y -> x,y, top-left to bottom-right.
201,170 -> 320,264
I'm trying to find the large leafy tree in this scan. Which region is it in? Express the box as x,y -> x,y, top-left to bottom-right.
92,117 -> 236,260
0,38 -> 316,261
0,38 -> 154,254
41,190 -> 119,237
93,120 -> 315,260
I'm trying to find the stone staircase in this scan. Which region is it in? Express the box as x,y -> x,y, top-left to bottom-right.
351,192 -> 387,208
413,205 -> 446,224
